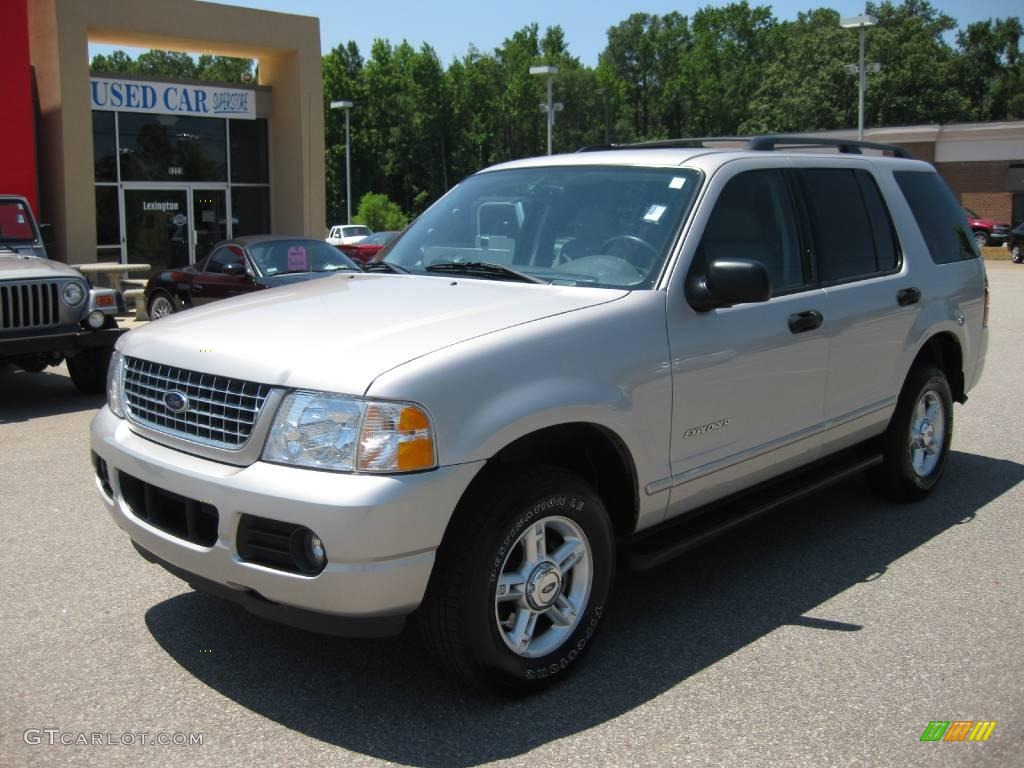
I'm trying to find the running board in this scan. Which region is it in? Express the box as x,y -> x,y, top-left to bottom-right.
627,446 -> 884,571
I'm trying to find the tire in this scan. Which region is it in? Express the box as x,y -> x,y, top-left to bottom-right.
148,291 -> 177,320
419,465 -> 615,696
868,364 -> 953,501
1012,243 -> 1023,264
973,230 -> 989,248
18,358 -> 48,373
67,347 -> 113,394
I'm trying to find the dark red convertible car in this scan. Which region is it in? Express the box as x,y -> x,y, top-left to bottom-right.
144,235 -> 360,319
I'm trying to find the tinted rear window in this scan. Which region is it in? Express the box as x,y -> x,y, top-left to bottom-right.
894,171 -> 978,264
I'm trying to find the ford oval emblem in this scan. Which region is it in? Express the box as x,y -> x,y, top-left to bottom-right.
163,390 -> 189,414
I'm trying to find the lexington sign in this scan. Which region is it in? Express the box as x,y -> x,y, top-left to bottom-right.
90,77 -> 255,120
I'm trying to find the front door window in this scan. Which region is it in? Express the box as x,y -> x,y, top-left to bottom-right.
124,189 -> 190,276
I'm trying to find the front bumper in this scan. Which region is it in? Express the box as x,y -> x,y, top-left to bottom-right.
90,407 -> 484,636
0,327 -> 125,356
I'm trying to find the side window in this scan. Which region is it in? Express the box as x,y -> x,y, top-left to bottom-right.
204,246 -> 244,273
893,171 -> 978,264
797,169 -> 880,283
698,169 -> 806,295
854,170 -> 900,272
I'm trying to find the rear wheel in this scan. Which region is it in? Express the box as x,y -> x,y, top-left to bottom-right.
973,230 -> 989,248
67,347 -> 113,394
868,364 -> 953,501
148,292 -> 176,320
420,465 -> 615,696
1012,243 -> 1022,263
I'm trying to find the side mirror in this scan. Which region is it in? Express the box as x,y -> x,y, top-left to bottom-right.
39,223 -> 54,245
222,262 -> 246,277
687,257 -> 771,312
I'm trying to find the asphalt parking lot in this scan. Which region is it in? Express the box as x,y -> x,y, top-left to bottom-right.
2,262 -> 1021,768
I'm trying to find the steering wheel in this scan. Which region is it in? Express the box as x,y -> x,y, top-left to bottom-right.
600,235 -> 659,267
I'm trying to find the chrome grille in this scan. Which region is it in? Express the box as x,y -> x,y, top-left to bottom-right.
0,281 -> 60,330
123,357 -> 273,449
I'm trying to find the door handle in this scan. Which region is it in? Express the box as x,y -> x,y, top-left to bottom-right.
788,310 -> 823,334
897,287 -> 921,306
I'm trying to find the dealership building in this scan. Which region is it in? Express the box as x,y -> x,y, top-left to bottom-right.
7,0 -> 325,270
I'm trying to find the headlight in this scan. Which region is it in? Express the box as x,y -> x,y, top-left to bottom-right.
107,350 -> 126,418
262,390 -> 435,473
62,281 -> 86,306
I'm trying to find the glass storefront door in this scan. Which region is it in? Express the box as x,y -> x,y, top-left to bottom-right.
192,189 -> 228,266
124,189 -> 190,275
122,186 -> 229,275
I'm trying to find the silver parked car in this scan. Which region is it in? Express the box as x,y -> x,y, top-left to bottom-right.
91,137 -> 987,694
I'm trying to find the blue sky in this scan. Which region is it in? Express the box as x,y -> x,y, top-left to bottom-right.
89,0 -> 1022,67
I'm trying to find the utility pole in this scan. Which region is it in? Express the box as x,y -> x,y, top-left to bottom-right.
529,65 -> 559,155
840,15 -> 878,141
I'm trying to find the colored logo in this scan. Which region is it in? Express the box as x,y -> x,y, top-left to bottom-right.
920,721 -> 996,742
163,391 -> 190,414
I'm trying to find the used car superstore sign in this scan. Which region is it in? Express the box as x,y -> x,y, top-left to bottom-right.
89,77 -> 255,120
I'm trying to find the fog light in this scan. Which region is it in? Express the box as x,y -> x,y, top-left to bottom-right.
289,527 -> 327,573
304,531 -> 327,568
86,310 -> 105,329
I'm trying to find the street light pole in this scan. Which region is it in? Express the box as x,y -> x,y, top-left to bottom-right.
529,65 -> 559,155
840,15 -> 878,141
596,87 -> 610,144
330,100 -> 354,223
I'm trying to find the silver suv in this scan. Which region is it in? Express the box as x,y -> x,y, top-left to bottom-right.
90,137 -> 988,694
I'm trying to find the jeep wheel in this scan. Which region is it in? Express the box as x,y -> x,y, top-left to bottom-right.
67,347 -> 113,394
420,465 -> 614,696
869,364 -> 953,501
973,230 -> 989,248
148,292 -> 176,320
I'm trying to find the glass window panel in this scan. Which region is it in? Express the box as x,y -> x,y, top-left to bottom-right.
894,171 -> 978,264
95,186 -> 120,246
230,118 -> 269,183
231,187 -> 270,236
93,111 -> 117,182
118,113 -> 226,182
798,169 -> 878,283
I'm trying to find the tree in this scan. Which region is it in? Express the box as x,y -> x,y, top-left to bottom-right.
353,192 -> 408,231
90,49 -> 253,82
955,17 -> 1024,120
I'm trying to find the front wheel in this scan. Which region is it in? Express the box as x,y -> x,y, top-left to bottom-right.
868,364 -> 953,501
67,347 -> 113,394
420,465 -> 615,695
147,291 -> 177,320
1012,243 -> 1023,264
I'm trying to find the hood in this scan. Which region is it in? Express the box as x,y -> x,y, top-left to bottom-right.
120,273 -> 627,394
0,251 -> 79,280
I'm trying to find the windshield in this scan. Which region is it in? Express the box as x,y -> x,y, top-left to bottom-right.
248,239 -> 359,275
383,166 -> 701,289
0,200 -> 39,243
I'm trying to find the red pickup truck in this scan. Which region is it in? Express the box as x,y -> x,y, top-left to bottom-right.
963,207 -> 1010,247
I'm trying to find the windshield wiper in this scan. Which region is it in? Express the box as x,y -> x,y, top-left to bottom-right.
362,261 -> 410,274
425,261 -> 546,284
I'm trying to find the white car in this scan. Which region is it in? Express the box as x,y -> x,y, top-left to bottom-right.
326,224 -> 372,247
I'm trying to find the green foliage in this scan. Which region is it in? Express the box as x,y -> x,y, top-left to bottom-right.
90,49 -> 253,82
353,192 -> 409,231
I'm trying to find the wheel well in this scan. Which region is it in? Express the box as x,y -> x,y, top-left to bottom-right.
912,333 -> 965,403
478,423 -> 639,537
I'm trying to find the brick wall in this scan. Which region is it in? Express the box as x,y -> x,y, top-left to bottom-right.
935,161 -> 1012,222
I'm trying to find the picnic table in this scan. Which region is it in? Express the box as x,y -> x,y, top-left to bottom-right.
71,262 -> 151,293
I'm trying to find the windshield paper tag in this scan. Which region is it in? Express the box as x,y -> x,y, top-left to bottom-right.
644,204 -> 667,223
669,177 -> 687,189
287,246 -> 308,271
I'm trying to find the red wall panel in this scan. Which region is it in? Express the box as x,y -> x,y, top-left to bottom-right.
0,0 -> 39,215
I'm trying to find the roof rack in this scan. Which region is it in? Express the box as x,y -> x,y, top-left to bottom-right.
577,134 -> 913,159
